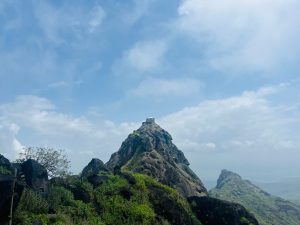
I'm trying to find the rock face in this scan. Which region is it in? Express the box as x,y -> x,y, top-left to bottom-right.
0,155 -> 24,224
106,118 -> 207,197
81,158 -> 108,177
210,169 -> 300,225
0,158 -> 48,223
188,196 -> 259,225
0,155 -> 13,224
21,159 -> 49,194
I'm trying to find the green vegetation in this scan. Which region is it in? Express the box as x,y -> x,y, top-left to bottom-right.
13,171 -> 201,225
0,165 -> 11,175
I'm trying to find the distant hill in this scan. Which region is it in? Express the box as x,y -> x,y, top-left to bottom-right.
209,170 -> 300,225
254,178 -> 300,205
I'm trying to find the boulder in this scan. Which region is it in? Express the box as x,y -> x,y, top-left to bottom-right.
81,158 -> 108,177
188,196 -> 259,225
21,159 -> 48,194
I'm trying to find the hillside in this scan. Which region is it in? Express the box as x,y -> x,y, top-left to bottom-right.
254,179 -> 300,205
209,170 -> 300,225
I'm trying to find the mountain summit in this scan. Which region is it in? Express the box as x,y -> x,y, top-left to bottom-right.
210,169 -> 300,225
106,118 -> 207,197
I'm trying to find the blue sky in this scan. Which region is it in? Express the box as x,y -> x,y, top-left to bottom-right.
1,0 -> 300,182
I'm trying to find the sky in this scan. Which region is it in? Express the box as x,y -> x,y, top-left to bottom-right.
0,0 -> 300,183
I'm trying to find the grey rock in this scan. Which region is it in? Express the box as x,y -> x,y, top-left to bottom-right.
21,159 -> 48,194
188,196 -> 259,225
81,158 -> 108,177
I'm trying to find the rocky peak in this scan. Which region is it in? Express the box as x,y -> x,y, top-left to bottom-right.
216,169 -> 242,189
81,158 -> 108,177
106,118 -> 207,197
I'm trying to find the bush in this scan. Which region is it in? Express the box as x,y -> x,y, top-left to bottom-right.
16,188 -> 49,213
48,186 -> 75,211
14,189 -> 49,225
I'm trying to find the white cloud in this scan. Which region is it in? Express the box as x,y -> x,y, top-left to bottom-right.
161,84 -> 300,153
0,95 -> 138,172
114,40 -> 167,76
1,83 -> 299,180
88,5 -> 106,33
177,0 -> 300,73
48,80 -> 83,88
34,2 -> 106,45
159,83 -> 300,179
130,78 -> 203,98
0,118 -> 23,159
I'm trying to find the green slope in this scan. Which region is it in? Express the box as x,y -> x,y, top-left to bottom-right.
209,170 -> 300,225
13,171 -> 201,225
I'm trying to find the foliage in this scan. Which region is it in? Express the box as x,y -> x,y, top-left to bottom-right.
16,146 -> 71,178
48,186 -> 75,210
13,171 -> 201,225
16,188 -> 49,214
14,188 -> 49,225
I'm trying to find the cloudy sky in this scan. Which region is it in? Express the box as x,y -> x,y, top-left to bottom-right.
1,0 -> 300,183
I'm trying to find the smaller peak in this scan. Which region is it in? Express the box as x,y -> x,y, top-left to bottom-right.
81,158 -> 107,177
91,158 -> 102,163
220,169 -> 239,177
217,169 -> 241,188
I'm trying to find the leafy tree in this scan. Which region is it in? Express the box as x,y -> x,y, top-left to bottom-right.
16,147 -> 71,178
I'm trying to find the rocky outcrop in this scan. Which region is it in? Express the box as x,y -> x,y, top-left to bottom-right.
81,158 -> 108,177
188,196 -> 259,225
210,169 -> 300,225
0,155 -> 24,224
0,155 -> 13,224
21,159 -> 48,194
106,118 -> 207,197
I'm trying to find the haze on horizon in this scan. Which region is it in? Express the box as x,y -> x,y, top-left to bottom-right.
0,0 -> 300,183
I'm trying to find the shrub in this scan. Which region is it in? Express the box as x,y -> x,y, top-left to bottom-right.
16,188 -> 48,213
48,186 -> 75,211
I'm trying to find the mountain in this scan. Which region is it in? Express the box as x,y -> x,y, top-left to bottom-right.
209,169 -> 300,225
106,118 -> 207,197
1,120 -> 259,225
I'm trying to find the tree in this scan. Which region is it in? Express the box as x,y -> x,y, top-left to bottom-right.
16,147 -> 71,178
